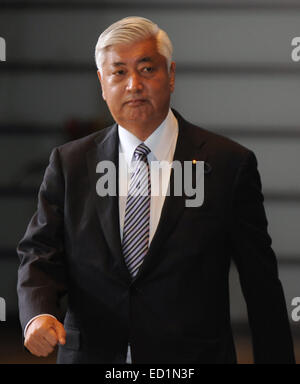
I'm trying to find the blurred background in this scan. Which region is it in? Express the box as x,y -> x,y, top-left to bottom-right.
0,0 -> 300,364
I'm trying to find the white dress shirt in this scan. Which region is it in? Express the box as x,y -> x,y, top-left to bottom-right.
118,108 -> 178,363
118,108 -> 178,245
25,108 -> 179,364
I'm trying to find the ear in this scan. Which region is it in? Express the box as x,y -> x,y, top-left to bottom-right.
169,61 -> 176,93
97,70 -> 106,100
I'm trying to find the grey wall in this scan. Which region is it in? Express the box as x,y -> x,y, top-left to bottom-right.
0,1 -> 299,332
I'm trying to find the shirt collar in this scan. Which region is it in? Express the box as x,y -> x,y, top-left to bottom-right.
118,108 -> 178,165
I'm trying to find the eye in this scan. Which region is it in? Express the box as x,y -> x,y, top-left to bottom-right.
142,66 -> 154,73
113,69 -> 125,76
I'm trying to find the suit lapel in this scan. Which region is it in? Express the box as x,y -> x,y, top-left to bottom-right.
133,110 -> 207,282
86,124 -> 132,284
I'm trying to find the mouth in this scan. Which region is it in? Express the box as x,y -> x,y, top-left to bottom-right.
125,99 -> 147,106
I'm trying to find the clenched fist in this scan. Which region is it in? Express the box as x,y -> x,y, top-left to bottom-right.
24,315 -> 66,357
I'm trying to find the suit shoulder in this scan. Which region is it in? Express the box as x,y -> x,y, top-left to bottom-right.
203,127 -> 250,156
185,120 -> 253,163
54,124 -> 114,159
174,109 -> 253,161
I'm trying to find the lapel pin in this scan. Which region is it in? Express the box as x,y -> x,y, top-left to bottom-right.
191,160 -> 212,174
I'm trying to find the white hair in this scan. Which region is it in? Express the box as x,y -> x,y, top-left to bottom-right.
95,16 -> 173,75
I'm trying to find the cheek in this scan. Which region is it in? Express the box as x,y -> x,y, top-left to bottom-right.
150,76 -> 170,95
150,83 -> 170,104
104,86 -> 122,106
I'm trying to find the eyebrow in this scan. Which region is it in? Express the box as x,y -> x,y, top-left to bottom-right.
138,56 -> 153,64
111,56 -> 154,67
112,62 -> 126,67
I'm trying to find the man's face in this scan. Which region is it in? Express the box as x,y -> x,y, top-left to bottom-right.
97,37 -> 175,131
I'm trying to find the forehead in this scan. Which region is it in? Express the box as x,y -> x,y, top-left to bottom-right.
103,37 -> 162,66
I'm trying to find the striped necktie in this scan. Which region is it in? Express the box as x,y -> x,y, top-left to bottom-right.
122,143 -> 151,278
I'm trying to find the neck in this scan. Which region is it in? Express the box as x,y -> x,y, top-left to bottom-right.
118,110 -> 169,141
123,125 -> 157,142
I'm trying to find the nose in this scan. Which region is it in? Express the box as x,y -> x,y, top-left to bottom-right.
126,71 -> 143,92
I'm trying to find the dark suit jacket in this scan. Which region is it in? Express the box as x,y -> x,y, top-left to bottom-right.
17,109 -> 295,364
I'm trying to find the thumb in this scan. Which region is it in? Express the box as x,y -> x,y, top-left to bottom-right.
53,320 -> 66,345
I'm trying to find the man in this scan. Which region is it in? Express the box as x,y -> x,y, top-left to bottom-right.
17,16 -> 295,364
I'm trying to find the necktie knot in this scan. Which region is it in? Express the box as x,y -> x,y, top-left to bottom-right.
134,143 -> 151,160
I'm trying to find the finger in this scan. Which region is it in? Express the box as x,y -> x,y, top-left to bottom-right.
40,336 -> 56,354
26,338 -> 51,357
53,321 -> 66,345
26,344 -> 41,357
34,337 -> 54,356
27,334 -> 54,357
43,328 -> 58,347
25,339 -> 40,356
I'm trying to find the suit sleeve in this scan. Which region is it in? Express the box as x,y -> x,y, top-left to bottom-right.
229,150 -> 295,364
17,147 -> 67,333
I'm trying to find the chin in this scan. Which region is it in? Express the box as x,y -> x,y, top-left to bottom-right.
123,110 -> 152,123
